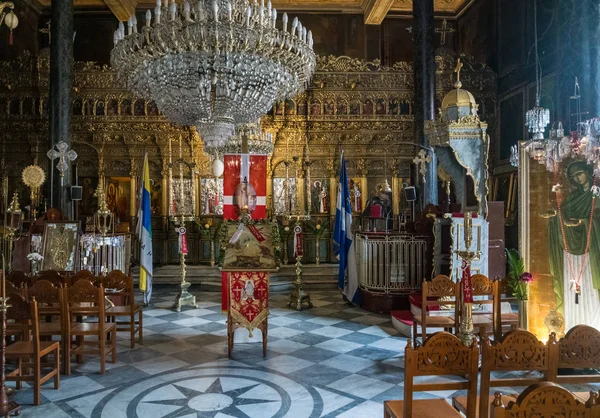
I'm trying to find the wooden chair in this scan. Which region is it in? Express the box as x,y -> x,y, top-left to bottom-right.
7,270 -> 29,288
103,270 -> 143,348
453,329 -> 556,418
463,274 -> 498,339
27,280 -> 67,371
384,332 -> 480,418
412,275 -> 459,346
490,382 -> 593,418
64,280 -> 117,375
5,293 -> 60,405
36,271 -> 68,288
549,325 -> 600,403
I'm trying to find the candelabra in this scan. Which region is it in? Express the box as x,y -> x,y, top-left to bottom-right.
454,212 -> 480,346
4,193 -> 22,272
172,216 -> 197,312
169,137 -> 198,312
287,224 -> 312,311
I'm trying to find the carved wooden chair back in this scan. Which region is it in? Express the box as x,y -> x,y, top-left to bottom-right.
478,329 -> 557,418
462,274 -> 498,338
65,279 -> 105,317
6,291 -> 34,341
415,275 -> 460,345
5,279 -> 21,297
70,270 -> 99,286
404,332 -> 479,418
550,325 -> 600,385
36,270 -> 68,287
490,382 -> 592,418
103,270 -> 132,303
7,270 -> 29,288
27,279 -> 63,314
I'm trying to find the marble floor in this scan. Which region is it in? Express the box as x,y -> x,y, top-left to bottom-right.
12,287 -> 600,418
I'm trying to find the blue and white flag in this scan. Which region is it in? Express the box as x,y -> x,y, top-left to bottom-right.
333,151 -> 360,304
136,153 -> 153,305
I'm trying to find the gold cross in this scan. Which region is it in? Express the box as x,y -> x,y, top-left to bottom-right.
435,19 -> 455,46
454,58 -> 463,84
39,20 -> 51,44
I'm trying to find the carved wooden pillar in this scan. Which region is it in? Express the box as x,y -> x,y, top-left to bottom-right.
161,159 -> 168,218
266,156 -> 273,217
329,164 -> 337,216
129,164 -> 138,219
357,159 -> 367,213
297,161 -> 305,215
392,176 -> 400,216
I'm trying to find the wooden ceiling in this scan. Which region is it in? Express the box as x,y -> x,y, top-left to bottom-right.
35,0 -> 472,24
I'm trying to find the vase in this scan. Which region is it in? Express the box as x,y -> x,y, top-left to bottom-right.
518,299 -> 529,330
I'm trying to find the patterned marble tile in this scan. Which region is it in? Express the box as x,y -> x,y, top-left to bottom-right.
13,287 -> 600,418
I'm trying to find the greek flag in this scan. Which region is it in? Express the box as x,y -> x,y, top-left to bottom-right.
333,152 -> 360,304
136,153 -> 153,305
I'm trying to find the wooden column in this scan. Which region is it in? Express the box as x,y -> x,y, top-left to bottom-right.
330,174 -> 337,215
360,177 -> 368,211
129,175 -> 137,218
266,157 -> 273,217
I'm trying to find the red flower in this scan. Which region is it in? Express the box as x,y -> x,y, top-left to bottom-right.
519,272 -> 533,283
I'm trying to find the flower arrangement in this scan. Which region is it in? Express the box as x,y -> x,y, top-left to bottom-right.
506,248 -> 532,300
26,252 -> 44,262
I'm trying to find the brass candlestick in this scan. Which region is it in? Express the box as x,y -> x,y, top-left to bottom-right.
288,255 -> 313,311
172,216 -> 197,312
454,212 -> 480,346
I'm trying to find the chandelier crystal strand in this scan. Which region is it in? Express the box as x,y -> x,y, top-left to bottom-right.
214,120 -> 274,155
525,0 -> 550,144
111,0 -> 316,150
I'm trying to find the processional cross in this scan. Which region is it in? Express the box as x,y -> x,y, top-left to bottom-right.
47,141 -> 77,183
39,20 -> 50,44
435,19 -> 455,46
413,149 -> 432,183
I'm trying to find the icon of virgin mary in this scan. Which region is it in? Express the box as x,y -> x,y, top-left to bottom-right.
548,160 -> 600,330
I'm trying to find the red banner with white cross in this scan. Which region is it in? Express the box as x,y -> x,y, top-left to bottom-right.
223,154 -> 267,220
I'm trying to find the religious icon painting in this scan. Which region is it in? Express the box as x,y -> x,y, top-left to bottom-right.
311,179 -> 330,214
147,101 -> 159,116
96,100 -> 105,116
134,99 -> 145,116
349,100 -> 360,115
324,99 -> 335,115
121,99 -> 132,116
375,98 -> 386,115
297,100 -> 308,115
201,178 -> 224,215
284,99 -> 295,115
363,99 -> 374,115
107,99 -> 118,116
41,221 -> 80,272
337,99 -> 348,116
310,100 -> 322,116
272,178 -> 297,215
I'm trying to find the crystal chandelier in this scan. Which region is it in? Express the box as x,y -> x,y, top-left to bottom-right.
214,120 -> 274,154
110,0 -> 316,150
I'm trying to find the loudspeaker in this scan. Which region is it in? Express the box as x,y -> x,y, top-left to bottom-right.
404,186 -> 416,202
70,185 -> 83,201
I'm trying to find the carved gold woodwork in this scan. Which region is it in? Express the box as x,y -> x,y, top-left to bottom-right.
0,51 -> 495,217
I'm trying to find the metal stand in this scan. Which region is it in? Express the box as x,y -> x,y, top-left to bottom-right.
0,297 -> 20,417
172,251 -> 197,312
288,256 -> 312,311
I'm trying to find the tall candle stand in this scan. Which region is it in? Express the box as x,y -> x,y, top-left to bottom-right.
287,224 -> 312,311
172,215 -> 197,312
0,256 -> 20,416
454,212 -> 480,346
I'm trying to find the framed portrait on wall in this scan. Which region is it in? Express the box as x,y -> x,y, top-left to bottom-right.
491,171 -> 517,223
41,221 -> 80,272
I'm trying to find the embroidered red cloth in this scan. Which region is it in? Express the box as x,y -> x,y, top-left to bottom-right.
462,259 -> 473,303
228,272 -> 269,332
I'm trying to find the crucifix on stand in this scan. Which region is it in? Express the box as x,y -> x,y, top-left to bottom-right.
435,19 -> 455,46
413,149 -> 432,184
